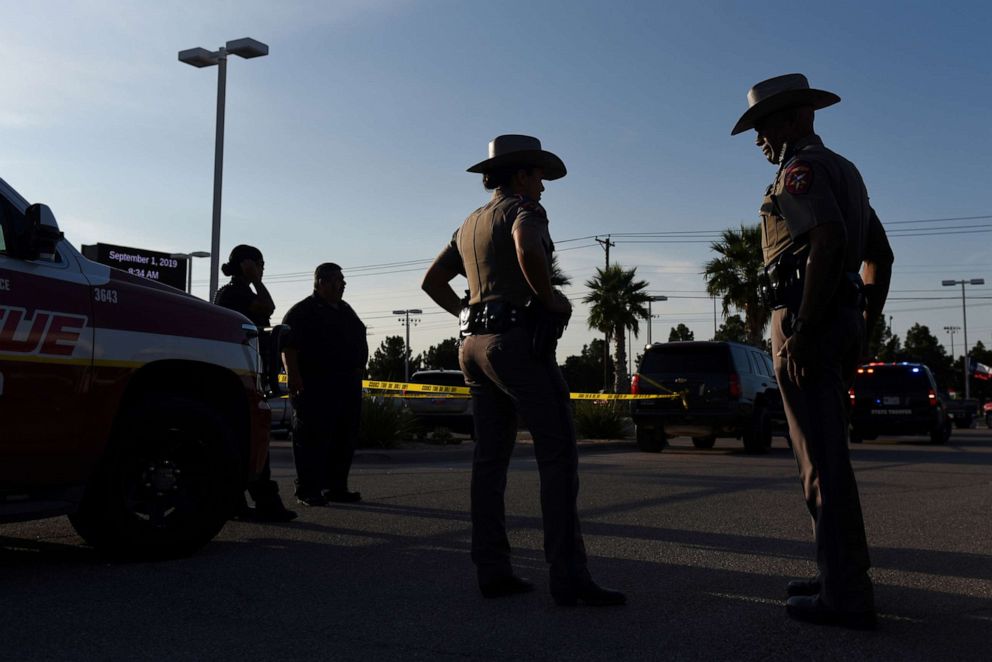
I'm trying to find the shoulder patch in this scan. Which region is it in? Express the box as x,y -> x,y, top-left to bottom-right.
783,161 -> 813,195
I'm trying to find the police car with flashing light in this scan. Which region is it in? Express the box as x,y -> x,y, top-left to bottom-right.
848,362 -> 951,444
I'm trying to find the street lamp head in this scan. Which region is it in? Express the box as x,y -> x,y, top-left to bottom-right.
226,38 -> 269,59
178,47 -> 220,68
970,278 -> 985,286
650,295 -> 668,302
941,280 -> 957,287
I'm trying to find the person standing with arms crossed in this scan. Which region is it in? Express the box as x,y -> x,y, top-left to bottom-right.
214,244 -> 297,522
732,74 -> 893,629
281,263 -> 367,507
422,135 -> 625,607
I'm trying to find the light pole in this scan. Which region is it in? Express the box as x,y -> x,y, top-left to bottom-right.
170,251 -> 210,294
943,325 -> 960,361
393,309 -> 422,381
646,295 -> 668,345
942,278 -> 985,399
179,37 -> 269,303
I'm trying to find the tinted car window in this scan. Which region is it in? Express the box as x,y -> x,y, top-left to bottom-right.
730,346 -> 750,373
745,351 -> 760,376
642,345 -> 731,373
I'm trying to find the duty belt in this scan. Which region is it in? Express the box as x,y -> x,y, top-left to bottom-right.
459,300 -> 526,336
762,263 -> 865,311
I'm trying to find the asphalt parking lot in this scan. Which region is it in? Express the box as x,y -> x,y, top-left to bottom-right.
2,430 -> 989,661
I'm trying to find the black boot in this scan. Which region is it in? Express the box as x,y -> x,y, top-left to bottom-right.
253,496 -> 298,522
786,577 -> 821,597
550,577 -> 626,607
786,595 -> 877,630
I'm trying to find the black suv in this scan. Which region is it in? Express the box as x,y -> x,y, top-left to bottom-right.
848,362 -> 951,444
630,341 -> 784,453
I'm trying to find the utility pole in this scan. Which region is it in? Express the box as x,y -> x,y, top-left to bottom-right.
713,295 -> 718,338
595,235 -> 615,268
595,235 -> 615,391
646,296 -> 667,345
392,309 -> 422,381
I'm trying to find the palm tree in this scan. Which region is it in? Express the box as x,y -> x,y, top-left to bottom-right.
550,254 -> 572,288
703,224 -> 770,347
583,264 -> 652,392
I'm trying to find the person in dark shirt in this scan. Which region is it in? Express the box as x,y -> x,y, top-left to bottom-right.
214,244 -> 297,522
281,263 -> 368,506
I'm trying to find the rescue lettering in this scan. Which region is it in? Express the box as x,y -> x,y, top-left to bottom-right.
0,306 -> 88,356
0,278 -> 10,291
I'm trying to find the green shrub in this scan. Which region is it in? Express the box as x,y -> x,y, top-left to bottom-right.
573,401 -> 629,440
359,397 -> 417,449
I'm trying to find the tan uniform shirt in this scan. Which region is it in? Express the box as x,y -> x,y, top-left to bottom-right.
433,190 -> 554,307
760,134 -> 875,271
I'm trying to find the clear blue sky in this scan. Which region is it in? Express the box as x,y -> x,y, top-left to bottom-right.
3,0 -> 990,365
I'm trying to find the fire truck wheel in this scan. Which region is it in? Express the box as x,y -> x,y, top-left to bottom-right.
69,395 -> 241,559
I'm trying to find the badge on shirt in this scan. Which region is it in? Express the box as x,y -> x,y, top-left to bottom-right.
783,161 -> 813,195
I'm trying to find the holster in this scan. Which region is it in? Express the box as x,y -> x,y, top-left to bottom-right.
761,248 -> 808,313
525,298 -> 569,358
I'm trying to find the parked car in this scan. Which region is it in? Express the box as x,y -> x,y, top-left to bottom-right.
941,393 -> 979,429
268,388 -> 293,437
404,369 -> 474,438
630,341 -> 785,453
848,362 -> 951,444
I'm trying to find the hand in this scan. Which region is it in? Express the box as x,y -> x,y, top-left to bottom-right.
241,258 -> 263,285
778,332 -> 814,388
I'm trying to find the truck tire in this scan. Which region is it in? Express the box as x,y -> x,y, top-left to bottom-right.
691,436 -> 716,449
635,425 -> 666,452
69,395 -> 241,559
742,406 -> 771,454
954,415 -> 973,430
930,420 -> 951,445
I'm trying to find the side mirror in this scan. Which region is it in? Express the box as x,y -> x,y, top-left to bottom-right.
8,204 -> 63,260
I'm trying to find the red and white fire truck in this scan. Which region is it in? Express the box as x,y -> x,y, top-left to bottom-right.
0,176 -> 269,558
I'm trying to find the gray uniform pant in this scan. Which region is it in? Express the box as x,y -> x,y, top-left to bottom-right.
459,326 -> 588,583
772,306 -> 873,610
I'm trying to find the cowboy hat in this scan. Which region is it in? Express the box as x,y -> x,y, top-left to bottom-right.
466,134 -> 567,180
731,73 -> 840,136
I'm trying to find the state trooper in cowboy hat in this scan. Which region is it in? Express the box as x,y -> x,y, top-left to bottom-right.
733,74 -> 893,629
421,134 -> 625,607
466,134 -> 567,180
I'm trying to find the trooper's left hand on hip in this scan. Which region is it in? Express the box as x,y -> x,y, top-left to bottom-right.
778,333 -> 813,388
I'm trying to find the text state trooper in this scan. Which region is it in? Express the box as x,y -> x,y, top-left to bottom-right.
422,135 -> 625,607
733,74 -> 893,629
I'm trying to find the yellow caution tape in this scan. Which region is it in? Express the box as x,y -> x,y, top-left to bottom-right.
278,373 -> 681,402
359,379 -> 681,401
